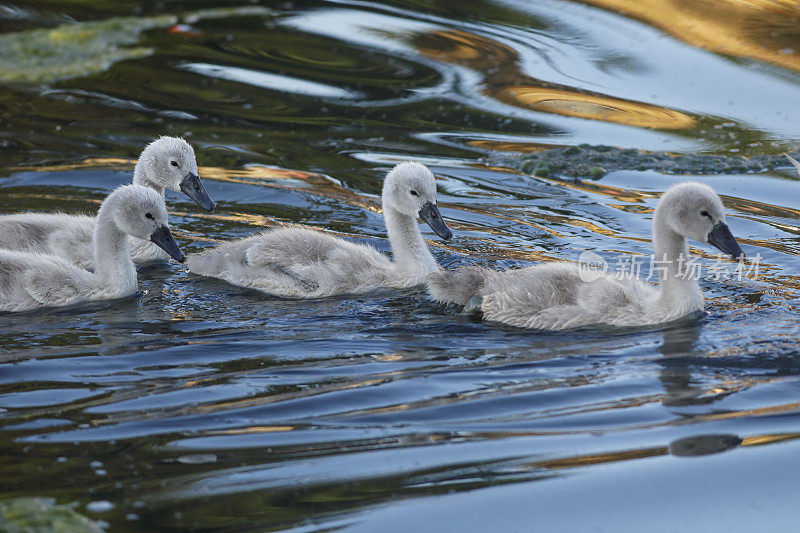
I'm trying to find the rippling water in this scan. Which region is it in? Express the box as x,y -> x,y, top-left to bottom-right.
2,1 -> 800,531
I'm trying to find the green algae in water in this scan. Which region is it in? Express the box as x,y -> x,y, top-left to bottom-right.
0,15 -> 177,84
492,145 -> 800,179
532,164 -> 550,177
0,498 -> 106,533
0,6 -> 273,85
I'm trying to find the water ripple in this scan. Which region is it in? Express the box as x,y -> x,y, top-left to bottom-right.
2,1 -> 800,530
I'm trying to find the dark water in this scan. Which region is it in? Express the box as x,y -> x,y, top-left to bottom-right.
2,1 -> 800,531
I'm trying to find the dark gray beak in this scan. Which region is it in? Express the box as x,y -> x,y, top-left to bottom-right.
179,172 -> 215,211
150,225 -> 185,263
418,201 -> 452,240
708,222 -> 745,261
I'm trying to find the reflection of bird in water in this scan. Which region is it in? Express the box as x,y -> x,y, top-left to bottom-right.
658,323 -> 744,459
657,320 -> 706,407
429,182 -> 744,330
668,434 -> 742,457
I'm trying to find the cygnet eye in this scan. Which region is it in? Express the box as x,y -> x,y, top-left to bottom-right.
700,210 -> 711,219
170,161 -> 180,168
145,212 -> 154,220
409,189 -> 419,197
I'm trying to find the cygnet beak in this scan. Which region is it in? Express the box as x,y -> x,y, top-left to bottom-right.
419,201 -> 453,240
708,222 -> 745,261
180,172 -> 216,211
150,225 -> 185,263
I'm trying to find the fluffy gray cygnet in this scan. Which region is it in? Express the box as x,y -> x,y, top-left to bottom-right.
187,162 -> 453,298
428,182 -> 745,330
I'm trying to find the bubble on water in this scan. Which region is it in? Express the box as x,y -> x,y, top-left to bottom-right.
86,501 -> 114,513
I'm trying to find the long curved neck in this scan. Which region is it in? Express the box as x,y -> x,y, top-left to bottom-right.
133,160 -> 165,197
93,202 -> 137,294
652,210 -> 702,311
383,199 -> 439,280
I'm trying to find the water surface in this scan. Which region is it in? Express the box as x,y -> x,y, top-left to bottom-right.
2,1 -> 800,531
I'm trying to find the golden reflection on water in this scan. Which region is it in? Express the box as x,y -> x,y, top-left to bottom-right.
497,86 -> 695,129
529,432 -> 799,472
535,175 -> 653,204
448,204 -> 565,238
580,0 -> 800,73
413,28 -> 696,132
12,157 -> 134,172
706,329 -> 800,358
697,400 -> 800,423
12,157 -> 375,212
199,165 -> 316,183
372,353 -> 404,362
206,426 -> 295,435
456,236 -> 555,263
536,447 -> 666,470
466,140 -> 552,153
456,429 -> 794,480
742,433 -> 800,447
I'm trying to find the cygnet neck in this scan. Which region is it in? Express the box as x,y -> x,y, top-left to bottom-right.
93,198 -> 137,295
652,207 -> 702,309
383,197 -> 439,280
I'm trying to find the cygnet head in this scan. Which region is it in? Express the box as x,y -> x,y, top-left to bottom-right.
109,184 -> 185,263
382,162 -> 452,240
655,182 -> 745,260
136,136 -> 216,211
